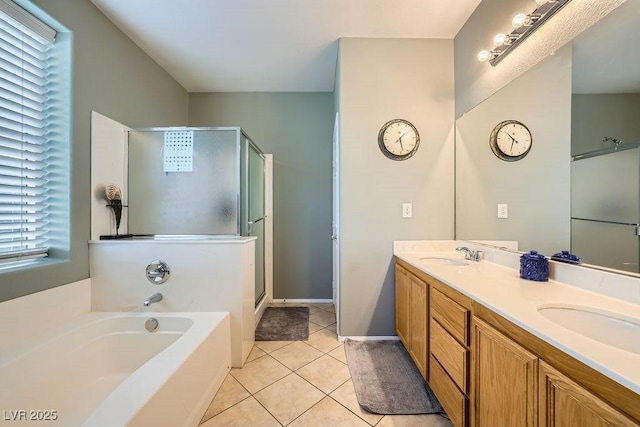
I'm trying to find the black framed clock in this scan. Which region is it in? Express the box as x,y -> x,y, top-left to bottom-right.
378,119 -> 420,161
489,120 -> 532,161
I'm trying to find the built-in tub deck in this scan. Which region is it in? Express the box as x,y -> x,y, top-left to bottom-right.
0,312 -> 230,427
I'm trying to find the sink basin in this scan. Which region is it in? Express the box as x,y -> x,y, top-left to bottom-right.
537,304 -> 640,354
419,257 -> 469,267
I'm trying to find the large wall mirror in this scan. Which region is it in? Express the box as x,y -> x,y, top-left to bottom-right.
456,1 -> 640,274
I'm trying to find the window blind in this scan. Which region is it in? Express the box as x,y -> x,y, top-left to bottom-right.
0,1 -> 55,261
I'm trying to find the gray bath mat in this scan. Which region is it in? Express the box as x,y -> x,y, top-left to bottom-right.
255,307 -> 309,341
344,339 -> 444,415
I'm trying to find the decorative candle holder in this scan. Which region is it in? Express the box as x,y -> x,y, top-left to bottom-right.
550,250 -> 580,264
520,250 -> 549,281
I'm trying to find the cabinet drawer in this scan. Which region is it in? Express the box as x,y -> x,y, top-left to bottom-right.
431,287 -> 469,344
430,318 -> 468,393
430,356 -> 467,427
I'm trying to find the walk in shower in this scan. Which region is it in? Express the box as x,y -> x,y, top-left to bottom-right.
127,127 -> 267,305
571,143 -> 640,273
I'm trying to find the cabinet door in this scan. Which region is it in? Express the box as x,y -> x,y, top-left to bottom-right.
539,361 -> 637,427
395,264 -> 410,348
409,274 -> 428,379
473,317 -> 538,427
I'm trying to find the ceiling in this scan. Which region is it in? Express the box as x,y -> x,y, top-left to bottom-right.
89,0 -> 481,93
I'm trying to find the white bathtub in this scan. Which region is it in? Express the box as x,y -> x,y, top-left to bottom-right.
0,312 -> 230,427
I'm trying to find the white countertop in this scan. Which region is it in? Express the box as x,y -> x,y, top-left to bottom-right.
394,240 -> 640,395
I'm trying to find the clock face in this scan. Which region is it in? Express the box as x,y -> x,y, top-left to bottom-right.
490,120 -> 532,161
378,119 -> 420,160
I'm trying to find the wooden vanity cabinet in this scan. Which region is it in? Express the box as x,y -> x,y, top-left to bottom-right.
429,286 -> 471,427
472,317 -> 538,427
395,264 -> 410,346
395,259 -> 473,427
408,274 -> 428,378
539,361 -> 638,427
394,263 -> 428,379
394,258 -> 640,427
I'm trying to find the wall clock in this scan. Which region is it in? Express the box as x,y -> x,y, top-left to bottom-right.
378,119 -> 420,161
489,120 -> 532,161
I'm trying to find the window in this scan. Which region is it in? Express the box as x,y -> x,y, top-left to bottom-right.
0,1 -> 56,263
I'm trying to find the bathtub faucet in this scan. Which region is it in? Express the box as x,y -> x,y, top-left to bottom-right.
143,293 -> 163,307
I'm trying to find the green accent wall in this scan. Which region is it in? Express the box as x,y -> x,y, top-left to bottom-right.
188,92 -> 335,300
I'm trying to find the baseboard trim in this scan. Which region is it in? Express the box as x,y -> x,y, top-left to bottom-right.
271,298 -> 333,304
337,335 -> 400,343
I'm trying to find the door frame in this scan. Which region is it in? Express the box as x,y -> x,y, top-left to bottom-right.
332,112 -> 340,333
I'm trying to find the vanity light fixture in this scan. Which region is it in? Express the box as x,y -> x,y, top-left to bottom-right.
511,13 -> 541,29
477,0 -> 572,66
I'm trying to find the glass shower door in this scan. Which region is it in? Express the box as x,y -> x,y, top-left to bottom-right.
128,129 -> 240,235
248,142 -> 265,305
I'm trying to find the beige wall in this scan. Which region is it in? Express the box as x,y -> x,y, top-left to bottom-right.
1,0 -> 188,303
454,0 -> 626,118
456,45 -> 572,255
337,38 -> 454,336
188,92 -> 335,300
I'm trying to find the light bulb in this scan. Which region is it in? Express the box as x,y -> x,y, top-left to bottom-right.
512,13 -> 527,28
493,33 -> 507,47
477,50 -> 492,62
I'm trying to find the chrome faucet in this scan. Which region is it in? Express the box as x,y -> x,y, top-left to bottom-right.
143,292 -> 163,307
456,246 -> 483,262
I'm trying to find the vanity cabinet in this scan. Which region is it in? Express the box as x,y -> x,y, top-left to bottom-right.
472,317 -> 538,427
429,287 -> 471,427
395,264 -> 410,346
409,274 -> 428,378
539,361 -> 637,427
394,257 -> 640,427
394,263 -> 428,379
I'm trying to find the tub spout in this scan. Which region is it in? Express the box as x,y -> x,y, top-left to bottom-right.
143,293 -> 163,307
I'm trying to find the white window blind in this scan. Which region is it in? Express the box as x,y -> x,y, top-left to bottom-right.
0,1 -> 56,261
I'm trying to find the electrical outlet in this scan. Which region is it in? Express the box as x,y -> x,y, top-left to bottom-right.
497,203 -> 508,219
402,203 -> 412,218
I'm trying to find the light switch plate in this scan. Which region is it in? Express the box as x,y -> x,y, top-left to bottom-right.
402,203 -> 412,218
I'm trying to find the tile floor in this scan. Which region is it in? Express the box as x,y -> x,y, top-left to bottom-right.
199,303 -> 453,427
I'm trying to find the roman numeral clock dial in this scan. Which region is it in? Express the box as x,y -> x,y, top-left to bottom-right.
378,119 -> 420,161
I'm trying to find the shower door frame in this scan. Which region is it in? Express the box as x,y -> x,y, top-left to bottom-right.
241,131 -> 267,307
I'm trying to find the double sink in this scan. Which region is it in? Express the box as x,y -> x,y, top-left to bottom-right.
419,256 -> 469,267
538,304 -> 640,355
417,255 -> 640,356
